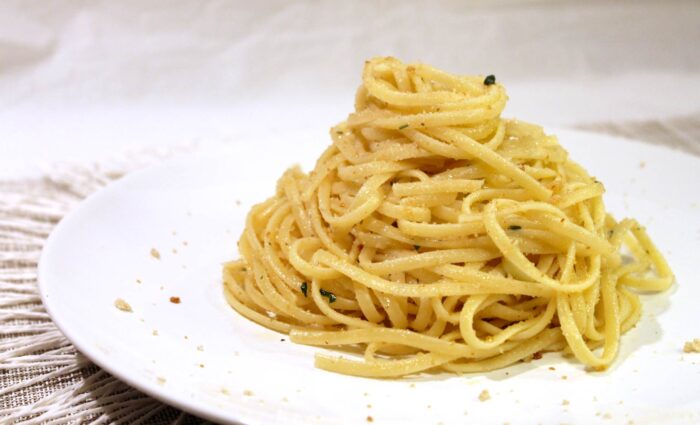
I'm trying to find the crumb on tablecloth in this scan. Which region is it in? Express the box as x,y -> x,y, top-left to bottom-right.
114,298 -> 132,312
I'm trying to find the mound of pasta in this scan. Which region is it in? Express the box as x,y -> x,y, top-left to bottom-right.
223,57 -> 673,378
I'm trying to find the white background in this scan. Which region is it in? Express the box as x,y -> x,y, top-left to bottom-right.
1,0 -> 699,178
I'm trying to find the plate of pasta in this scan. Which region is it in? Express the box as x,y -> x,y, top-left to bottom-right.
40,58 -> 700,425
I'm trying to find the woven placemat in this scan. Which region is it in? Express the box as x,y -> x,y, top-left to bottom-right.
1,116 -> 698,424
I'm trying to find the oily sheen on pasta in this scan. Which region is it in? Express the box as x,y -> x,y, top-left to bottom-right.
222,57 -> 673,378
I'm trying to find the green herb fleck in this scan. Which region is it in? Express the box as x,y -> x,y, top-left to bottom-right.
300,282 -> 308,297
398,124 -> 409,130
320,288 -> 336,303
508,225 -> 522,230
413,245 -> 421,251
484,75 -> 496,85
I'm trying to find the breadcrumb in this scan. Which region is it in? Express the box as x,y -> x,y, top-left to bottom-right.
150,248 -> 161,259
114,298 -> 132,312
683,339 -> 700,353
243,390 -> 254,396
479,389 -> 491,401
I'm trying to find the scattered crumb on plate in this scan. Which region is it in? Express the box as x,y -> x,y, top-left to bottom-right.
366,416 -> 373,423
152,330 -> 158,336
156,377 -> 166,385
114,298 -> 132,312
221,388 -> 230,395
479,389 -> 491,401
243,390 -> 254,396
562,400 -> 569,406
196,345 -> 204,351
150,248 -> 161,259
639,161 -> 646,168
683,339 -> 700,353
172,248 -> 178,254
169,296 -> 181,304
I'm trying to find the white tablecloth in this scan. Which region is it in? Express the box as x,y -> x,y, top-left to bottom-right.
1,0 -> 699,178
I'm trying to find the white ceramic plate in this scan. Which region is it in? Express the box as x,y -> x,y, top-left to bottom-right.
39,129 -> 700,425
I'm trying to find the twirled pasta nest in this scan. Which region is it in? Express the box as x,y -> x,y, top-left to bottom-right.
223,57 -> 673,378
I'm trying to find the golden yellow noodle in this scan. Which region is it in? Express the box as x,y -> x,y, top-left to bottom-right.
222,57 -> 673,378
